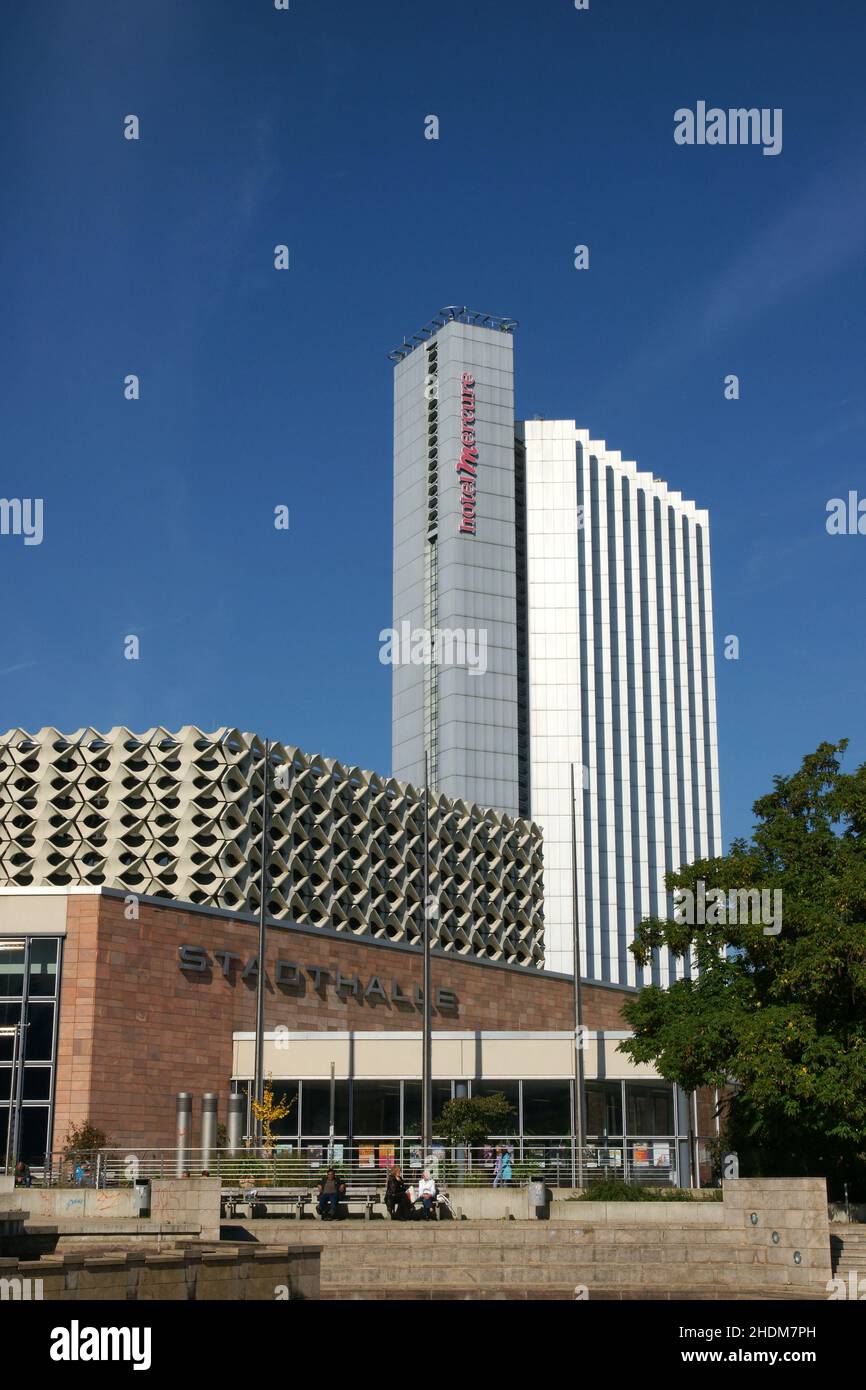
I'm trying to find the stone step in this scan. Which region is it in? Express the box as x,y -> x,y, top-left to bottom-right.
318,1251 -> 739,1273
322,1285 -> 586,1300
321,1285 -> 823,1302
319,1239 -> 822,1268
830,1230 -> 866,1276
231,1219 -> 730,1240
319,1258 -> 818,1289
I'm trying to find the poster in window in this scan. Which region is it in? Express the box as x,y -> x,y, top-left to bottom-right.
358,1144 -> 375,1169
633,1143 -> 650,1166
379,1144 -> 396,1169
652,1143 -> 671,1168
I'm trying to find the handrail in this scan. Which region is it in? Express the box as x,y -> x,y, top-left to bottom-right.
24,1138 -> 692,1190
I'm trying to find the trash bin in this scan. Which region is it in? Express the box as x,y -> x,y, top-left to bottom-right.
133,1178 -> 151,1218
528,1176 -> 547,1215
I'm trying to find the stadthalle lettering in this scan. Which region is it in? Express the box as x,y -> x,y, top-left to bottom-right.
179,944 -> 458,1011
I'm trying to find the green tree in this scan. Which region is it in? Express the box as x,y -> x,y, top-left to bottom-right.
435,1093 -> 516,1147
62,1120 -> 112,1157
619,741 -> 866,1197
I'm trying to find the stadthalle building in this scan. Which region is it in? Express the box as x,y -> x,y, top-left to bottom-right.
0,309 -> 720,1181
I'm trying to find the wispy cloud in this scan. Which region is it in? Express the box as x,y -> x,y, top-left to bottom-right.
0,661 -> 38,676
616,153 -> 866,387
697,162 -> 866,341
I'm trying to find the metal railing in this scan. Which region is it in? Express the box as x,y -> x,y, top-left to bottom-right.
27,1139 -> 683,1190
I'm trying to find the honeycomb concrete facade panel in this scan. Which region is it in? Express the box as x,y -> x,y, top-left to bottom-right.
0,727 -> 544,967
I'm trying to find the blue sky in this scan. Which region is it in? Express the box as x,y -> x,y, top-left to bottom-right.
1,0 -> 864,849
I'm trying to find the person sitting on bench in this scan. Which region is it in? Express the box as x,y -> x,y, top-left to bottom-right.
417,1169 -> 438,1221
385,1164 -> 412,1221
316,1168 -> 345,1219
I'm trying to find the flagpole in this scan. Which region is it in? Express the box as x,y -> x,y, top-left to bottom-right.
571,763 -> 586,1189
253,738 -> 270,1150
422,751 -> 433,1158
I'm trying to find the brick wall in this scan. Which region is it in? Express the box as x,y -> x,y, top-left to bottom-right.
53,895 -> 102,1153
53,893 -> 635,1148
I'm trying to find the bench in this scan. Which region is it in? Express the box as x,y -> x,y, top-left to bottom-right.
222,1189 -> 244,1218
223,1186 -> 383,1220
315,1187 -> 382,1220
408,1189 -> 451,1221
226,1187 -> 313,1218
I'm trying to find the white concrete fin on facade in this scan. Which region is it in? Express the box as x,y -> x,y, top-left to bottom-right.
523,425 -> 722,986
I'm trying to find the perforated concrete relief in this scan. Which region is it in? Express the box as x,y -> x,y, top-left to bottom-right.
0,726 -> 544,966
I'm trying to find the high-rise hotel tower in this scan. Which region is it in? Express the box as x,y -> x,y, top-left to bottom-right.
390,308 -> 722,985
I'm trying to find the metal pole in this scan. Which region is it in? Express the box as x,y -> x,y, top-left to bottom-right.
227,1092 -> 244,1155
253,738 -> 270,1151
175,1092 -> 192,1179
688,1090 -> 698,1189
454,1080 -> 467,1184
570,763 -> 586,1189
422,751 -> 433,1158
328,1061 -> 335,1165
201,1093 -> 218,1173
3,1025 -> 20,1175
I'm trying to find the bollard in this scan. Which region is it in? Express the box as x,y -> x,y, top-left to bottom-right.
528,1175 -> 548,1219
201,1093 -> 218,1174
176,1092 -> 192,1178
227,1093 -> 244,1155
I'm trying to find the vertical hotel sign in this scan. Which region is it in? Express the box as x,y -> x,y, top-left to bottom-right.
456,371 -> 478,535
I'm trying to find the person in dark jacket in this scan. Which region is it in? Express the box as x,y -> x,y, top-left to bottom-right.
384,1165 -> 412,1221
14,1161 -> 31,1188
316,1168 -> 346,1219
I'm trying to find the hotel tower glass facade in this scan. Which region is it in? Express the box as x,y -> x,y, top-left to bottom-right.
391,310 -> 721,986
391,311 -> 523,817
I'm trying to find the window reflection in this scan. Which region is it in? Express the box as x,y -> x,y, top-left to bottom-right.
523,1080 -> 571,1135
586,1081 -> 623,1136
626,1082 -> 674,1136
353,1080 -> 400,1135
0,941 -> 26,998
470,1081 -> 519,1133
300,1080 -> 348,1135
28,938 -> 58,997
25,1002 -> 55,1062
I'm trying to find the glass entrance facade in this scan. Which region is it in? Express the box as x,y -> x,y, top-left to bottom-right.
0,935 -> 63,1167
231,1074 -> 686,1184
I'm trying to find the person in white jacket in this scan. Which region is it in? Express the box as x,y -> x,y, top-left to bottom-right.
417,1169 -> 437,1221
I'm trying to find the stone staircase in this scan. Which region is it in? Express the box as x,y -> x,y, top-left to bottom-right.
830,1225 -> 866,1280
253,1220 -> 826,1300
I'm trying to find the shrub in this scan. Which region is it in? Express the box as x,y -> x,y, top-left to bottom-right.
571,1179 -> 722,1202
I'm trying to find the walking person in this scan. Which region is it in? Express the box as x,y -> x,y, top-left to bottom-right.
499,1147 -> 513,1186
492,1145 -> 504,1187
